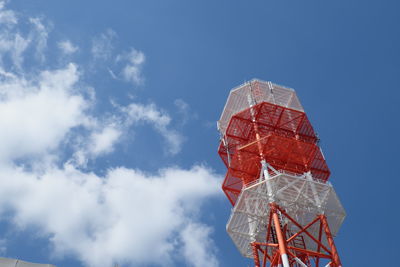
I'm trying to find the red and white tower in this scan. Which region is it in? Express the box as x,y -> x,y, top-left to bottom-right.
217,79 -> 345,267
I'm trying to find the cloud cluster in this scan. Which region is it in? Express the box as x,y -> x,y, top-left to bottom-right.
1,164 -> 220,267
0,2 -> 220,267
90,30 -> 146,86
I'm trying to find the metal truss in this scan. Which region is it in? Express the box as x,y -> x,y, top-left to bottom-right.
226,165 -> 345,266
251,204 -> 342,267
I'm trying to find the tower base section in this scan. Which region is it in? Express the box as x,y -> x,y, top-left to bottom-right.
252,204 -> 341,267
226,170 -> 345,266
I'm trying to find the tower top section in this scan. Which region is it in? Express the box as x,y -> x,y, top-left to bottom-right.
217,79 -> 304,136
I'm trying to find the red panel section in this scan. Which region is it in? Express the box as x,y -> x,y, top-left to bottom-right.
224,102 -> 317,147
218,102 -> 330,205
222,170 -> 243,206
225,134 -> 329,184
219,102 -> 317,167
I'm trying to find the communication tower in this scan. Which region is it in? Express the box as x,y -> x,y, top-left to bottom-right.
217,79 -> 345,267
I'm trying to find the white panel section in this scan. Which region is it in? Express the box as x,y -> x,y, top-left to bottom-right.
0,258 -> 55,267
226,171 -> 346,258
218,79 -> 304,136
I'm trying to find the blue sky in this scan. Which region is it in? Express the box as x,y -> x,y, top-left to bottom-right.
0,0 -> 398,266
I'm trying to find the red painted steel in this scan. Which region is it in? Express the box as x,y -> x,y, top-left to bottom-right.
221,102 -> 318,155
251,203 -> 342,267
219,102 -> 330,205
222,169 -> 243,205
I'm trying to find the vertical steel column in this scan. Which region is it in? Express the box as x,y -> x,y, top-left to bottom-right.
252,243 -> 261,267
248,82 -> 265,163
320,215 -> 342,267
271,204 -> 290,267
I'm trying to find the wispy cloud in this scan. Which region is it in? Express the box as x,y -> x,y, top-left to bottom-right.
10,33 -> 30,69
29,17 -> 50,62
117,48 -> 145,85
0,1 -> 17,26
123,102 -> 184,155
0,5 -> 29,70
174,98 -> 198,126
91,29 -> 116,61
58,40 -> 78,55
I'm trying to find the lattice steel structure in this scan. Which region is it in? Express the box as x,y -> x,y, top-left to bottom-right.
217,79 -> 345,267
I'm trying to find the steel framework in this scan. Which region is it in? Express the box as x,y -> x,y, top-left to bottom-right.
217,79 -> 345,267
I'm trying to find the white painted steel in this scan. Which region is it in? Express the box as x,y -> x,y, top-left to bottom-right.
281,254 -> 290,267
226,169 -> 346,258
217,79 -> 304,136
294,257 -> 308,267
0,258 -> 55,267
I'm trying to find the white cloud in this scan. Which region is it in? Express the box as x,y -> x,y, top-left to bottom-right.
88,125 -> 121,155
180,223 -> 219,267
69,117 -> 124,167
124,102 -> 184,155
58,40 -> 78,55
0,164 -> 221,267
70,101 -> 184,166
117,48 -> 145,85
0,63 -> 88,162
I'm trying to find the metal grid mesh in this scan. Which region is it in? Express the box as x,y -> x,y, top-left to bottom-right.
226,172 -> 345,258
218,79 -> 304,136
